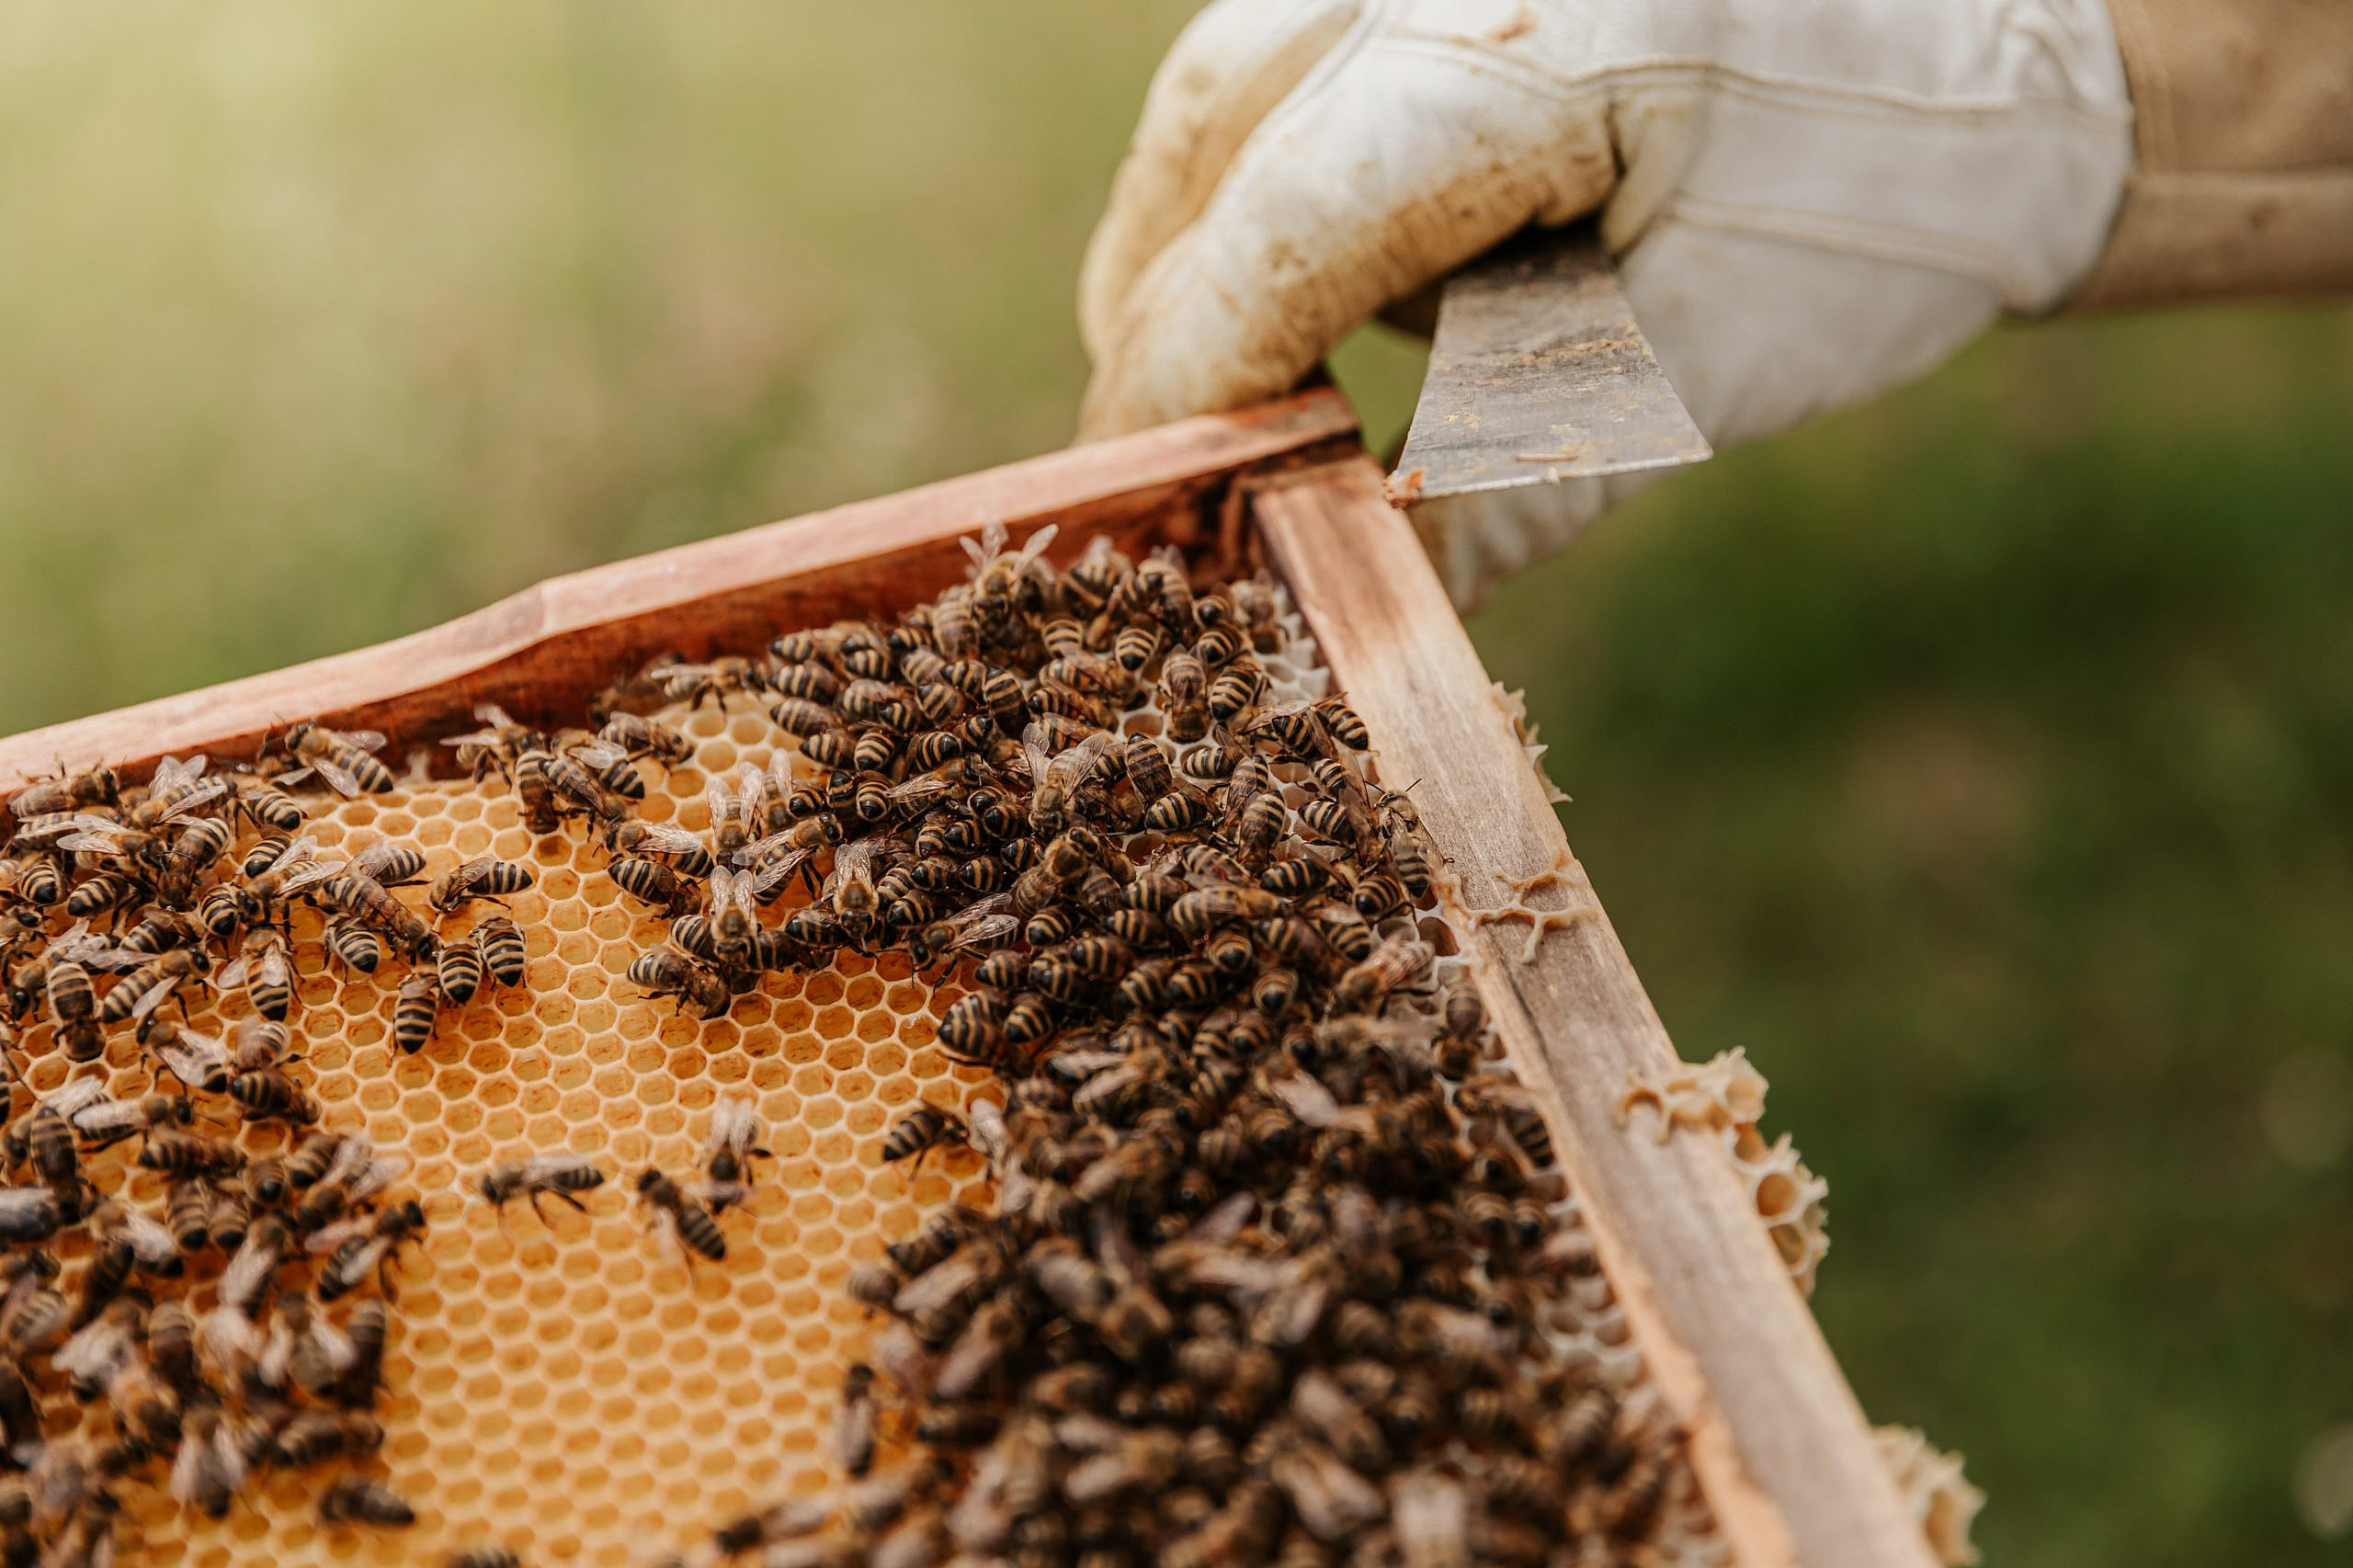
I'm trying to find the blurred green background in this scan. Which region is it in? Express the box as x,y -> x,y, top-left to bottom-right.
2,5 -> 2348,1563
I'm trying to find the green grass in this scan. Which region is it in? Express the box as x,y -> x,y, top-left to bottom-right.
3,7 -> 2350,1563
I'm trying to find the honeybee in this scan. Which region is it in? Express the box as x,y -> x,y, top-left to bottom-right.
225,1059 -> 317,1125
563,737 -> 645,802
834,1362 -> 878,1478
312,1198 -> 427,1301
824,835 -> 891,944
904,893 -> 1019,969
278,722 -> 395,796
881,1103 -> 967,1171
705,766 -> 765,863
1330,932 -> 1434,1014
1019,721 -> 1119,838
65,1086 -> 194,1151
141,1018 -> 230,1094
1222,757 -> 1286,861
473,914 -> 529,989
116,905 -> 199,957
475,1152 -> 608,1226
704,866 -> 762,972
229,770 -> 308,832
605,819 -> 717,879
8,766 -> 119,820
217,926 -> 294,1021
702,1095 -> 770,1189
636,1167 -> 726,1263
438,702 -> 543,780
610,857 -> 699,916
627,946 -> 731,1018
313,869 -> 437,960
437,929 -> 484,1006
598,710 -> 695,766
37,945 -> 104,1062
323,916 -> 385,974
392,970 -> 442,1054
427,857 -> 535,914
136,1127 -> 244,1179
157,813 -> 235,904
962,520 -> 1060,635
318,1476 -> 415,1527
0,1187 -> 61,1244
170,1404 -> 251,1519
98,948 -> 209,1027
1159,649 -> 1211,742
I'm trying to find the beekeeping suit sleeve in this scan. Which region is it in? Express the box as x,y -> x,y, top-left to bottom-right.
2072,0 -> 2353,308
1076,0 -> 2344,609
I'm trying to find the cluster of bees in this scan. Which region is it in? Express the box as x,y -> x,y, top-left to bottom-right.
0,735 -> 594,1566
491,527 -> 1682,1568
0,520 -> 1685,1565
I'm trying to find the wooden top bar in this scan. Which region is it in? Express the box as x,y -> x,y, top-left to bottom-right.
0,387 -> 1355,800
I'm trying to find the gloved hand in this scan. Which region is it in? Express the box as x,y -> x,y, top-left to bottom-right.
1078,0 -> 2136,606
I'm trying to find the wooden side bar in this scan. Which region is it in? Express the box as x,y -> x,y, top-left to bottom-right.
0,389 -> 1354,800
1253,458 -> 1934,1568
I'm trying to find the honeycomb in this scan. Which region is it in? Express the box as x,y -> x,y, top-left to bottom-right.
0,567 -> 1948,1568
10,695 -> 1006,1568
1615,1047 -> 1833,1296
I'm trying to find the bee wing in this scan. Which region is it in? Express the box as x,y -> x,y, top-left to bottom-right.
301,1308 -> 358,1373
196,1304 -> 263,1379
0,1187 -> 55,1232
833,836 -> 881,880
439,730 -> 502,750
336,730 -> 389,754
216,955 -> 249,989
1048,730 -> 1120,790
153,1028 -> 229,1090
151,753 -> 206,792
886,775 -> 952,809
119,1210 -> 182,1269
277,860 -> 345,897
633,822 -> 708,858
1267,1072 -> 1342,1130
1018,721 -> 1052,784
702,777 -> 735,826
472,702 -> 517,729
128,971 -> 189,1024
567,741 -> 628,769
156,777 -> 233,822
1009,521 -> 1059,574
264,835 -> 320,872
692,1178 -> 751,1213
317,1134 -> 374,1189
47,1074 -> 112,1121
347,1156 -> 410,1207
524,1152 -> 603,1184
53,1312 -> 131,1382
75,944 -> 154,973
301,1218 -> 368,1257
748,845 -> 815,900
56,826 -> 138,854
307,756 -> 365,797
960,522 -> 1004,576
708,1094 -> 756,1154
66,1099 -> 137,1141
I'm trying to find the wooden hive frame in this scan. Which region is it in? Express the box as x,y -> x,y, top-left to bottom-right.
0,386 -> 1933,1568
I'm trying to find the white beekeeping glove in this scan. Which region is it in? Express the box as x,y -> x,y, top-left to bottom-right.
1079,0 -> 2135,607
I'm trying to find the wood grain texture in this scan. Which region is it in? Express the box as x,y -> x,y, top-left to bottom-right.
1253,458 -> 1936,1568
0,388 -> 1355,801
